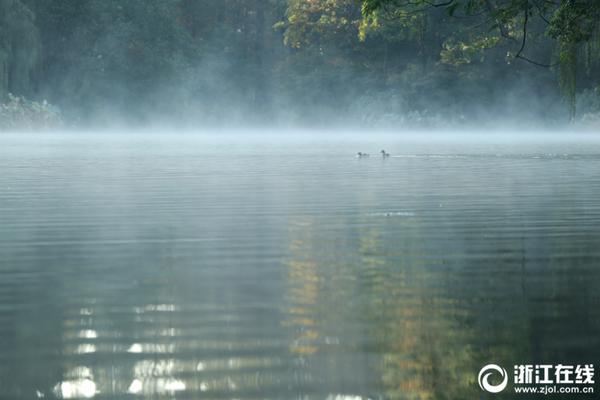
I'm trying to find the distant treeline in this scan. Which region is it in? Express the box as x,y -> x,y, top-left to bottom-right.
1,0 -> 599,128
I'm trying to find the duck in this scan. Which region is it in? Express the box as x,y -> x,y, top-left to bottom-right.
357,152 -> 370,158
380,150 -> 390,157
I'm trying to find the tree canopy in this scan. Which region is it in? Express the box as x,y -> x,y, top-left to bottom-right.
0,0 -> 599,128
362,0 -> 600,117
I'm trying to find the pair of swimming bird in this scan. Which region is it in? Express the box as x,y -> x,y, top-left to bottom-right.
357,150 -> 390,158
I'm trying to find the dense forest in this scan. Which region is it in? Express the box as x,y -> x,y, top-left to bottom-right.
1,0 -> 600,129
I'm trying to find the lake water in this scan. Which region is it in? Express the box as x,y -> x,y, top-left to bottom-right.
1,133 -> 599,399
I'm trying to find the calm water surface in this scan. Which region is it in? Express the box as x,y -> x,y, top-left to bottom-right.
0,133 -> 599,399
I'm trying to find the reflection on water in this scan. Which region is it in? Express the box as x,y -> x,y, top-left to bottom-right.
55,368 -> 96,399
0,134 -> 599,399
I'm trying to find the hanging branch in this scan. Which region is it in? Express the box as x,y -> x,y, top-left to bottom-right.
514,8 -> 557,67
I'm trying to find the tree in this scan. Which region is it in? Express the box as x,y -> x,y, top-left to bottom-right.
0,0 -> 39,98
361,0 -> 600,118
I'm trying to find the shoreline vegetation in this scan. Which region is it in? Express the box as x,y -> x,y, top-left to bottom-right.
1,1 -> 600,131
2,93 -> 600,131
0,94 -> 62,130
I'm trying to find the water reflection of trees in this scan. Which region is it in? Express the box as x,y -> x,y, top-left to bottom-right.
2,169 -> 600,399
281,198 -> 600,400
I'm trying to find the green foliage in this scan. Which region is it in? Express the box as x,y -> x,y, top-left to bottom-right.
280,0 -> 362,50
0,0 -> 40,97
0,93 -> 62,130
361,0 -> 600,119
0,0 -> 598,126
548,1 -> 599,44
557,42 -> 578,120
28,0 -> 195,121
441,36 -> 501,66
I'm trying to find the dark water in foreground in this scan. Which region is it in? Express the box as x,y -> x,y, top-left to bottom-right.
0,133 -> 599,400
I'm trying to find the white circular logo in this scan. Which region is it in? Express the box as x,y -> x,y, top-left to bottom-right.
478,364 -> 508,393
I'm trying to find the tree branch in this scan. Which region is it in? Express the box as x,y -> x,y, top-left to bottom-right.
514,7 -> 557,68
